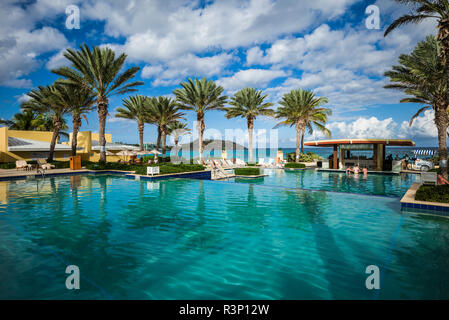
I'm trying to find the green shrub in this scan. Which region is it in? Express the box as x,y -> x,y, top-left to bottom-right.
285,163 -> 306,169
134,163 -> 205,175
0,162 -> 16,169
246,163 -> 257,166
286,152 -> 321,163
235,168 -> 261,176
415,185 -> 449,203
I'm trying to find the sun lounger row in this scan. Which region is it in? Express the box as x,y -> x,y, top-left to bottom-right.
196,159 -> 247,169
257,158 -> 285,168
15,159 -> 55,171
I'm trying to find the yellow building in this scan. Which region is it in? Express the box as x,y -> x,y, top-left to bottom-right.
0,127 -> 138,163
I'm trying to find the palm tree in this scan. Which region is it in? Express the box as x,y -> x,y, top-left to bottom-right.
173,78 -> 227,161
385,35 -> 448,176
115,95 -> 150,151
224,88 -> 274,163
0,110 -> 47,130
52,44 -> 143,162
275,89 -> 331,162
167,121 -> 191,147
51,83 -> 96,156
385,1 -> 449,173
21,85 -> 71,162
147,96 -> 185,157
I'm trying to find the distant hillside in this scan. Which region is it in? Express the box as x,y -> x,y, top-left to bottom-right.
180,139 -> 247,150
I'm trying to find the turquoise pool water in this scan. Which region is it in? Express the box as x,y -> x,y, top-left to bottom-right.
231,169 -> 420,197
0,174 -> 448,299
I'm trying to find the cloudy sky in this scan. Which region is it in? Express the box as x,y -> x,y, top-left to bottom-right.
0,0 -> 439,146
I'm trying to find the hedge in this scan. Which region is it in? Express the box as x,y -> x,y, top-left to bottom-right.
84,161 -> 205,175
286,152 -> 321,163
0,162 -> 16,169
134,163 -> 205,175
415,185 -> 449,203
234,168 -> 261,176
285,163 -> 306,169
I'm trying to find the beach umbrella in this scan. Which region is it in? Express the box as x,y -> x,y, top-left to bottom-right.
148,149 -> 161,155
116,150 -> 135,161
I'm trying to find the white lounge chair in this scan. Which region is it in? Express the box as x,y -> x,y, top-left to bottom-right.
225,159 -> 234,168
235,159 -> 246,167
15,160 -> 31,171
37,159 -> 55,170
220,159 -> 229,168
258,158 -> 265,166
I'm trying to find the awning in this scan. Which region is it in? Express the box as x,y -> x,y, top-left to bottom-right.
304,139 -> 415,147
8,137 -> 73,152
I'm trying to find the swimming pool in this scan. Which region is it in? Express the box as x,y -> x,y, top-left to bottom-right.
0,174 -> 448,299
231,169 -> 420,197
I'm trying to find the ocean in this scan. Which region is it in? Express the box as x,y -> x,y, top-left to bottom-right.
140,147 -> 438,161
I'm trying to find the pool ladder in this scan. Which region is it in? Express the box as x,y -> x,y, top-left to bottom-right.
36,167 -> 46,178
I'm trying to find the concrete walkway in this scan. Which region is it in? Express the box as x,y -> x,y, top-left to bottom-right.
0,168 -> 91,178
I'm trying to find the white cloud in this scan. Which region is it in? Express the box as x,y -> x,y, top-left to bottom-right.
143,52 -> 235,86
400,109 -> 437,139
16,93 -> 31,103
46,48 -> 72,70
82,0 -> 358,63
0,1 -> 71,87
310,110 -> 438,142
326,117 -> 398,139
217,68 -> 288,91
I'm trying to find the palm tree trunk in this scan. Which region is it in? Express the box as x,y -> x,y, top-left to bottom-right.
71,114 -> 81,157
197,114 -> 205,161
300,129 -> 305,154
161,126 -> 167,158
48,117 -> 61,162
97,99 -> 108,163
156,125 -> 161,149
437,21 -> 449,179
295,123 -> 301,163
435,106 -> 449,179
138,122 -> 144,151
247,118 -> 254,163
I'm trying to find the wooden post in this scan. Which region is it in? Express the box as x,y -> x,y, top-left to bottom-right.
373,144 -> 378,170
333,144 -> 338,169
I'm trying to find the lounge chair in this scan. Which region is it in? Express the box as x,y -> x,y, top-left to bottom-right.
37,159 -> 55,171
258,158 -> 266,167
220,159 -> 230,168
16,160 -> 31,171
225,159 -> 235,168
235,159 -> 246,167
205,160 -> 215,170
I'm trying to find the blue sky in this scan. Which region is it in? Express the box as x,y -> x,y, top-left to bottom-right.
0,0 -> 440,147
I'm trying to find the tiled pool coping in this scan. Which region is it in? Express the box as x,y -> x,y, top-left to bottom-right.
400,182 -> 449,217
